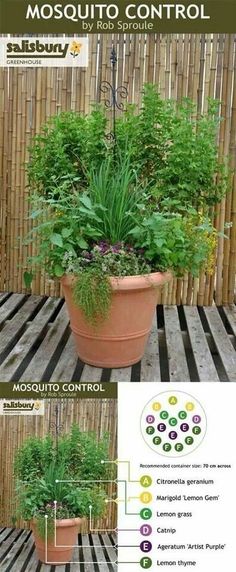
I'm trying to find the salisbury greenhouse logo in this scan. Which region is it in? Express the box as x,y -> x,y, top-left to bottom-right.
0,37 -> 88,67
0,400 -> 44,415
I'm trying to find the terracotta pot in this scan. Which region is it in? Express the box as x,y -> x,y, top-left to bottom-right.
61,271 -> 172,368
31,517 -> 82,564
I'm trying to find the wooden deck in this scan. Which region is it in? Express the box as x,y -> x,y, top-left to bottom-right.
0,292 -> 236,382
0,528 -> 117,571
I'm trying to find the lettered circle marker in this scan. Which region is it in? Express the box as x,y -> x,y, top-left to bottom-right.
141,391 -> 207,457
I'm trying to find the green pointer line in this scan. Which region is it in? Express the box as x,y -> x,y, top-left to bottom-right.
118,480 -> 139,516
57,478 -> 139,515
102,459 -> 139,483
117,460 -> 140,483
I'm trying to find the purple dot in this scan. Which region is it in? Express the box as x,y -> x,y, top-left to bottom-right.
157,423 -> 166,432
169,431 -> 178,440
180,423 -> 189,432
140,524 -> 152,536
146,415 -> 155,424
192,415 -> 201,424
140,540 -> 152,552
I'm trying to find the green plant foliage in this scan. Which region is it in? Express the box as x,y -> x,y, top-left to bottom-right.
115,85 -> 228,209
130,212 -> 217,276
73,267 -> 112,326
27,107 -> 108,196
14,425 -> 114,534
24,85 -> 230,322
87,154 -> 146,243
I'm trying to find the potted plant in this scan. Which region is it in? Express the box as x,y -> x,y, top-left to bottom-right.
25,86 -> 228,367
14,425 -> 113,564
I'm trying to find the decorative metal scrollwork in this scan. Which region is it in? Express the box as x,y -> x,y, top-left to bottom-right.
100,45 -> 128,143
100,80 -> 128,111
49,403 -> 64,450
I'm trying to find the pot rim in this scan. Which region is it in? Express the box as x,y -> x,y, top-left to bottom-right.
32,516 -> 83,528
61,270 -> 172,291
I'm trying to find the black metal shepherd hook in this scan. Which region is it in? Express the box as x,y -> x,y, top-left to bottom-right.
100,45 -> 128,143
49,403 -> 64,454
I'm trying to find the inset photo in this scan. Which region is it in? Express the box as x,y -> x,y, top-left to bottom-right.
0,398 -> 117,570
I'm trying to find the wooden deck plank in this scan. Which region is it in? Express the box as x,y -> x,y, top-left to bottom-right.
0,293 -> 10,304
20,306 -> 69,382
97,533 -> 117,566
91,533 -> 111,570
184,306 -> 220,382
164,306 -> 190,381
49,334 -> 78,382
0,529 -> 24,557
80,365 -> 103,382
6,534 -> 35,572
204,307 -> 236,381
0,530 -> 31,570
0,296 -> 43,356
23,548 -> 41,571
222,305 -> 236,337
0,298 -> 61,382
0,529 -> 117,571
140,315 -> 161,382
40,563 -> 54,571
0,294 -> 26,326
110,368 -> 131,382
0,528 -> 14,540
0,293 -> 235,383
79,534 -> 94,571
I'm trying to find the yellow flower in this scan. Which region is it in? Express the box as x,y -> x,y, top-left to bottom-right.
70,41 -> 83,58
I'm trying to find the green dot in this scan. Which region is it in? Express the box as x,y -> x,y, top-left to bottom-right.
169,396 -> 178,405
140,557 -> 152,568
169,417 -> 178,427
153,435 -> 161,445
193,426 -> 201,435
163,443 -> 171,452
146,426 -> 155,435
185,436 -> 194,445
140,475 -> 152,488
160,410 -> 169,420
178,410 -> 187,420
175,443 -> 184,452
140,508 -> 152,520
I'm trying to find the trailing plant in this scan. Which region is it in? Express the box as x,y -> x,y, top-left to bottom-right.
14,425 -> 113,538
67,243 -> 152,325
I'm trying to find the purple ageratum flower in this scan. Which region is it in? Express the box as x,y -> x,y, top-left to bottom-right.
111,245 -> 121,254
93,241 -> 109,254
81,250 -> 92,260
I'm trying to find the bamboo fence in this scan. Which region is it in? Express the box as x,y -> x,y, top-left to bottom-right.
0,399 -> 117,530
0,34 -> 236,305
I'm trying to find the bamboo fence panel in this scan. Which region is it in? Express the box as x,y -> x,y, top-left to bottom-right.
0,34 -> 235,304
0,399 -> 117,531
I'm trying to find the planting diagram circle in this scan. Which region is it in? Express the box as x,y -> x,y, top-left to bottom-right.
141,391 -> 207,458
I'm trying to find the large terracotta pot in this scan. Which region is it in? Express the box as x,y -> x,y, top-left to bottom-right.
31,517 -> 82,564
61,272 -> 171,368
